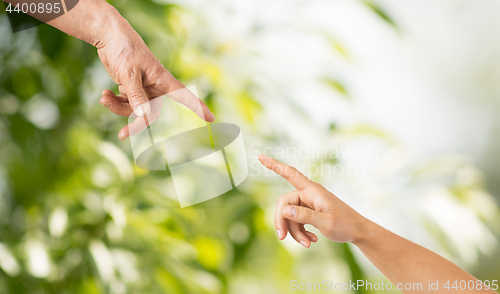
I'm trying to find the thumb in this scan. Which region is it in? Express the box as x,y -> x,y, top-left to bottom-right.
122,74 -> 150,117
283,205 -> 328,229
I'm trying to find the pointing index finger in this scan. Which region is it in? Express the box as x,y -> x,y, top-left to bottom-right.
258,154 -> 312,190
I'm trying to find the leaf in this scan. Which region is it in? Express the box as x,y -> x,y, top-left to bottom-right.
364,1 -> 398,30
324,78 -> 349,97
329,38 -> 350,59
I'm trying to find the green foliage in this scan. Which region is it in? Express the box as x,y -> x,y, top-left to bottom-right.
363,1 -> 398,30
323,78 -> 349,98
1,1 -> 498,293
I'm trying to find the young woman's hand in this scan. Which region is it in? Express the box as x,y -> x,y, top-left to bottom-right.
260,154 -> 496,294
258,154 -> 369,248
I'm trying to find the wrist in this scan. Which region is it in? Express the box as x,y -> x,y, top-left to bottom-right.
48,0 -> 126,48
351,217 -> 378,248
98,9 -> 146,52
92,5 -> 127,48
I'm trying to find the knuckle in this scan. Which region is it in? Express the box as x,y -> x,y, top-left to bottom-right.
127,90 -> 145,103
288,166 -> 299,175
312,184 -> 330,198
127,66 -> 138,79
283,166 -> 298,179
277,196 -> 285,206
271,165 -> 282,175
157,71 -> 182,93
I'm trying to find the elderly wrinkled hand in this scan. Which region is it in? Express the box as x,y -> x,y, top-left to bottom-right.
96,18 -> 215,140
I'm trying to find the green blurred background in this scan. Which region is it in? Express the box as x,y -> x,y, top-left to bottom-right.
0,0 -> 499,293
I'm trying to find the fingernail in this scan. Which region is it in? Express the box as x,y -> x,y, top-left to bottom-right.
103,103 -> 111,109
276,229 -> 281,239
258,154 -> 269,160
134,103 -> 150,116
300,240 -> 308,248
283,206 -> 296,218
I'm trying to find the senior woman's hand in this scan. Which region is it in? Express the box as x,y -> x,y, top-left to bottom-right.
258,154 -> 369,248
36,0 -> 216,139
96,16 -> 215,139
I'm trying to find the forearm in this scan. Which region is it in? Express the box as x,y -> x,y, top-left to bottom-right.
48,0 -> 122,48
354,221 -> 496,294
3,0 -> 134,48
